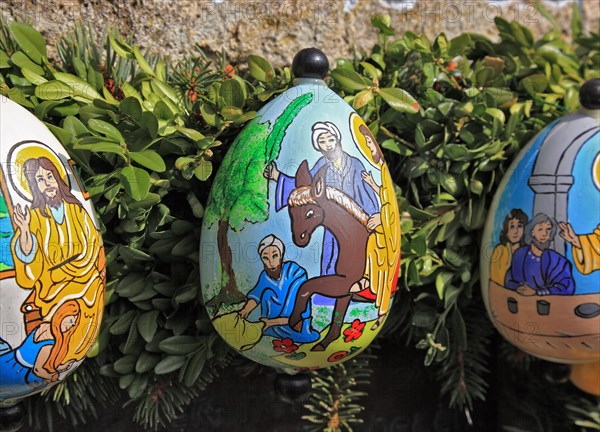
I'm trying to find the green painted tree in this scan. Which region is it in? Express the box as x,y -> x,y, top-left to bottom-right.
0,191 -> 9,216
203,92 -> 313,310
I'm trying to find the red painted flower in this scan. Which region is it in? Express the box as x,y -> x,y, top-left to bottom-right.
343,319 -> 366,343
273,338 -> 298,353
328,351 -> 348,363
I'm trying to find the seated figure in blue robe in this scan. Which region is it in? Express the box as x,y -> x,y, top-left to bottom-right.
505,213 -> 575,296
238,234 -> 319,343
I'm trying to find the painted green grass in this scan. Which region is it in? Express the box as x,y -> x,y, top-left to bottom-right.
310,303 -> 378,331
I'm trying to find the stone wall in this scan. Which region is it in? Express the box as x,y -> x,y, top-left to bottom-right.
1,0 -> 598,66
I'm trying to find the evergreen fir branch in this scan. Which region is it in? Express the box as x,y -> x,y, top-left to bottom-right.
0,15 -> 19,54
132,352 -> 232,430
499,339 -> 538,371
25,358 -> 121,432
567,397 -> 600,431
56,22 -> 104,72
436,301 -> 492,410
498,359 -> 595,432
302,345 -> 377,432
168,45 -> 224,112
56,24 -> 158,98
106,30 -> 162,89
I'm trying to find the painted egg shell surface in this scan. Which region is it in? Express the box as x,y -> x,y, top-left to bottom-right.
480,110 -> 600,363
200,80 -> 401,369
0,96 -> 106,401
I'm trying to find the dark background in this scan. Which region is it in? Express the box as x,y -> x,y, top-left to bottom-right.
12,331 -> 592,432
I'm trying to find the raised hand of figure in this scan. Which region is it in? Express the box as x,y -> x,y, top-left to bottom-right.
13,204 -> 31,233
367,213 -> 382,231
14,204 -> 33,255
516,284 -> 536,296
263,162 -> 280,182
361,170 -> 376,189
558,222 -> 582,249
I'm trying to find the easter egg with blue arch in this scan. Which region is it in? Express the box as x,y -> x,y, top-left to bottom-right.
480,89 -> 600,365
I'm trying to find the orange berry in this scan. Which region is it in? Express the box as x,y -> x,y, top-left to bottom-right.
223,64 -> 235,78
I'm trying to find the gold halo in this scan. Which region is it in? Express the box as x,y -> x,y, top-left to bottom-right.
7,141 -> 69,202
593,152 -> 600,192
349,112 -> 379,169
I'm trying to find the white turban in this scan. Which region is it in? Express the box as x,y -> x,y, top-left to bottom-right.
311,121 -> 341,151
257,234 -> 285,257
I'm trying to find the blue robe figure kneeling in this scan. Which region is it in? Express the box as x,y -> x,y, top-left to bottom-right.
238,235 -> 320,343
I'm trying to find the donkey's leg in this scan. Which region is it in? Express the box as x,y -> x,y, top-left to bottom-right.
289,275 -> 352,332
289,279 -> 319,332
311,295 -> 352,352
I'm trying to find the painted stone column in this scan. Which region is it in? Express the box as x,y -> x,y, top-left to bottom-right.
529,113 -> 600,254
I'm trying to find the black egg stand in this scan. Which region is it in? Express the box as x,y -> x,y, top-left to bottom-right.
274,372 -> 313,404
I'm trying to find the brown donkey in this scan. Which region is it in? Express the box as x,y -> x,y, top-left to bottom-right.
287,160 -> 371,351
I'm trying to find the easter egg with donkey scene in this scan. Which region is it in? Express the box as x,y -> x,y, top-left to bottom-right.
200,49 -> 406,370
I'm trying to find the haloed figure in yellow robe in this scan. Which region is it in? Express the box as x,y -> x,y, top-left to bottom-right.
559,222 -> 600,275
353,125 -> 401,330
11,157 -> 105,362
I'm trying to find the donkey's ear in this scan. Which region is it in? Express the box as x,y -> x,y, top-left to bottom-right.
295,160 -> 311,187
314,177 -> 325,198
313,165 -> 327,198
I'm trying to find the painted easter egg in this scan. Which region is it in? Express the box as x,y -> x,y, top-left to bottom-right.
0,96 -> 106,403
200,49 -> 402,370
480,79 -> 600,369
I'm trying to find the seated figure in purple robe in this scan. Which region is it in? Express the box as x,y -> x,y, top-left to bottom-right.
238,235 -> 320,343
505,213 -> 575,296
264,121 -> 379,275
